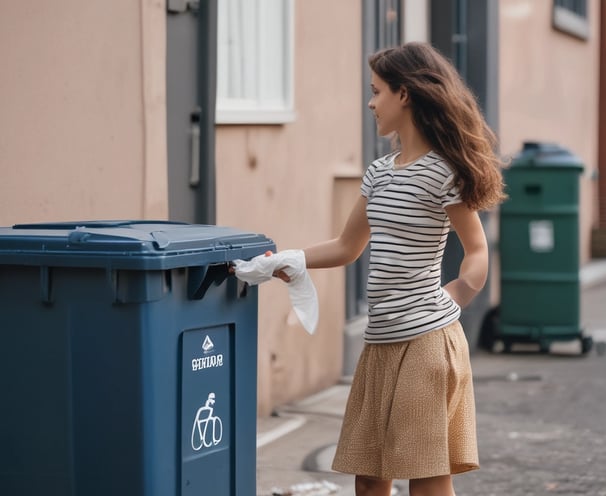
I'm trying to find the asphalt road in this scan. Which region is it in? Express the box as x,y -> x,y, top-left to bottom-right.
257,281 -> 606,496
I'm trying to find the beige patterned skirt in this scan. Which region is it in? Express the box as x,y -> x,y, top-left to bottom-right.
332,320 -> 479,480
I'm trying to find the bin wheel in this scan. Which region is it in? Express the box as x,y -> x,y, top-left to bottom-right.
581,336 -> 593,355
502,339 -> 513,354
478,306 -> 500,352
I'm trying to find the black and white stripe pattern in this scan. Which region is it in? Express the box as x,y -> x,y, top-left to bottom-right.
361,151 -> 462,343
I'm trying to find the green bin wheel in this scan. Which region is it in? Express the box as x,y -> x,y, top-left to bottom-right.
581,336 -> 593,355
478,306 -> 500,352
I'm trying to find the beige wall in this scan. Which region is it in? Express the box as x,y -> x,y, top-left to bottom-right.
0,0 -> 167,226
499,0 -> 600,263
215,1 -> 363,415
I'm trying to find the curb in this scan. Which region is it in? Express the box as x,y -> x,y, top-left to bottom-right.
580,259 -> 606,289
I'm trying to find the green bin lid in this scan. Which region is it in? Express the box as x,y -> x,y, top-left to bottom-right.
0,220 -> 276,270
511,142 -> 583,170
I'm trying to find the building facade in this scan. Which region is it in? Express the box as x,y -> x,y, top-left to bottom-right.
0,0 -> 602,414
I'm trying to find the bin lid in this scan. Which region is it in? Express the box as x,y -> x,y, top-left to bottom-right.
0,220 -> 276,270
511,142 -> 584,170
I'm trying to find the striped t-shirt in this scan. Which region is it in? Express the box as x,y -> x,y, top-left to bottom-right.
361,150 -> 462,343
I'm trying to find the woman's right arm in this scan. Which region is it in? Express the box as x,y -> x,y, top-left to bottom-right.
304,195 -> 370,269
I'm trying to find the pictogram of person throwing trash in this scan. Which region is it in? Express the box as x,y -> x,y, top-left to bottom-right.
191,392 -> 223,451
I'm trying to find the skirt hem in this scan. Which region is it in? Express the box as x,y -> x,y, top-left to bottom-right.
330,461 -> 480,481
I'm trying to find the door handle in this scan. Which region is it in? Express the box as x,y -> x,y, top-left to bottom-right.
190,107 -> 201,187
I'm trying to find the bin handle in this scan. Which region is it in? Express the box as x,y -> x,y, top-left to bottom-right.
187,263 -> 229,300
524,184 -> 542,195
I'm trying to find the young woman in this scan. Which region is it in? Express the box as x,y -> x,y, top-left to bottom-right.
277,42 -> 505,496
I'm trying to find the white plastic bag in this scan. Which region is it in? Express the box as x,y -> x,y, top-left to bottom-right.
233,250 -> 319,334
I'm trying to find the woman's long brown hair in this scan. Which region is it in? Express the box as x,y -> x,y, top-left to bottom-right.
369,42 -> 506,211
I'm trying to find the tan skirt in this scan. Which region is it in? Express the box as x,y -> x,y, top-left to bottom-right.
332,320 -> 479,480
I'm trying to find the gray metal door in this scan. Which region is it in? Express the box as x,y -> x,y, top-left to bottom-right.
166,0 -> 217,224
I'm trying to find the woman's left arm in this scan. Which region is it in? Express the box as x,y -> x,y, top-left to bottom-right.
443,203 -> 489,308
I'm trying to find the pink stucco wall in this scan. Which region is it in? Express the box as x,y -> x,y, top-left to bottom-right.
0,0 -> 167,225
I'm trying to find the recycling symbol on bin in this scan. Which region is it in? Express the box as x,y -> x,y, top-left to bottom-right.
202,335 -> 214,352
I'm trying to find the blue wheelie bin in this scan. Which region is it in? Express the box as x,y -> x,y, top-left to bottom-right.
0,220 -> 275,496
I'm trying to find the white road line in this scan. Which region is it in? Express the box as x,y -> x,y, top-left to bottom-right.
256,414 -> 307,449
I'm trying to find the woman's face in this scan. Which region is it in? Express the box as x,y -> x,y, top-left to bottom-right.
368,71 -> 405,136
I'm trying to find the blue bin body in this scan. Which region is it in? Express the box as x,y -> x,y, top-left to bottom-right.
0,221 -> 275,496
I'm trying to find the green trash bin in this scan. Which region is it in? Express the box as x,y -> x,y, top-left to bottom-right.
498,142 -> 592,353
0,221 -> 275,496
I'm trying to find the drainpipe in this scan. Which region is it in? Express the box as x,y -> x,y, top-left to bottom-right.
196,0 -> 217,225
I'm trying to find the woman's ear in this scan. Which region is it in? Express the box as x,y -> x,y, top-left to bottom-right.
399,87 -> 410,106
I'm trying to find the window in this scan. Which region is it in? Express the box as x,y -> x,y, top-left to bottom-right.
553,0 -> 589,40
216,0 -> 295,124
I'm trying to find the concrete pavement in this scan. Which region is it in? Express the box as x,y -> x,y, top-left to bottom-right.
256,260 -> 606,496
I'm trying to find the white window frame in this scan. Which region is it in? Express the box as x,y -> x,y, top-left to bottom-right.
552,0 -> 589,40
216,0 -> 295,125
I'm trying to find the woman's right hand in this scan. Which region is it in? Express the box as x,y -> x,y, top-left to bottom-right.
264,251 -> 292,282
